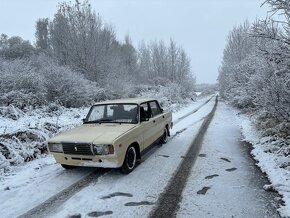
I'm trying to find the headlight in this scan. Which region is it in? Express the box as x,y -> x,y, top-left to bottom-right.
92,144 -> 114,155
48,143 -> 63,153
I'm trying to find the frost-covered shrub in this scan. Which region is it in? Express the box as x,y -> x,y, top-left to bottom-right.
0,105 -> 24,120
34,54 -> 97,107
0,128 -> 49,166
148,77 -> 171,87
43,122 -> 60,134
230,90 -> 255,110
1,90 -> 46,109
0,58 -> 46,108
136,83 -> 196,111
0,55 -> 99,108
0,152 -> 9,172
0,106 -> 89,173
97,86 -> 123,100
45,103 -> 63,113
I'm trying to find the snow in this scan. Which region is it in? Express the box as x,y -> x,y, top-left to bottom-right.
172,95 -> 214,122
177,102 -> 280,218
238,113 -> 290,217
0,156 -> 94,217
0,96 -> 216,218
0,106 -> 89,174
0,106 -> 89,136
1,97 -> 288,218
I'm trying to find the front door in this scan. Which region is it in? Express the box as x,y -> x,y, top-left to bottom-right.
148,101 -> 164,141
139,102 -> 156,149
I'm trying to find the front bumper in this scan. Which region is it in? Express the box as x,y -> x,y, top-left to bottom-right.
51,152 -> 122,168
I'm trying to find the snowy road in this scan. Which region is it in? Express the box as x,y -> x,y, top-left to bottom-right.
0,96 -> 281,218
176,100 -> 280,218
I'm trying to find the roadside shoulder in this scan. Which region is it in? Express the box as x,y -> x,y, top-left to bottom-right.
238,112 -> 290,217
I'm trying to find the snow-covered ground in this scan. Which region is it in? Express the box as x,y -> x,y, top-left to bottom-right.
0,96 -> 215,218
177,101 -> 280,218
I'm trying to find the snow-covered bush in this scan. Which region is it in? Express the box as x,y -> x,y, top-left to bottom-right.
135,83 -> 196,111
35,54 -> 97,107
0,106 -> 88,174
218,18 -> 290,139
0,55 -> 99,108
0,105 -> 24,120
0,129 -> 48,164
0,58 -> 46,108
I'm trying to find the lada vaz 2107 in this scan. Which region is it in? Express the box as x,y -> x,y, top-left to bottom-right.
48,98 -> 173,174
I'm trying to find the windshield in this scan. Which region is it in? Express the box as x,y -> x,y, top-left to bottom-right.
85,103 -> 138,124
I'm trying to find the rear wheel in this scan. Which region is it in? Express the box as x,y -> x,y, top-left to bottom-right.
120,145 -> 137,174
160,128 -> 168,144
61,164 -> 76,169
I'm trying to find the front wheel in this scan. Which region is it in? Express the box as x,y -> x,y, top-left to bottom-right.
120,146 -> 137,174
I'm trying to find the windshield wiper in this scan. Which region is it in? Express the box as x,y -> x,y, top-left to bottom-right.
83,119 -> 113,124
83,120 -> 97,124
96,118 -> 114,124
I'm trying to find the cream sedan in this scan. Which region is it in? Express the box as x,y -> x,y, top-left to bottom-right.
48,98 -> 172,174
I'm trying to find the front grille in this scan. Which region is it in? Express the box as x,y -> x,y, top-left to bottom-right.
62,143 -> 93,156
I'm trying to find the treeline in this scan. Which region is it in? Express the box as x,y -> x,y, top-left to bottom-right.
0,0 -> 195,108
218,0 -> 290,138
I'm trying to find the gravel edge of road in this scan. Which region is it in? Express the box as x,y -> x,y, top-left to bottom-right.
149,96 -> 218,218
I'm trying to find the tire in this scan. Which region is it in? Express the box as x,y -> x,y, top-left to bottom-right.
61,164 -> 76,169
160,128 -> 168,144
120,145 -> 137,174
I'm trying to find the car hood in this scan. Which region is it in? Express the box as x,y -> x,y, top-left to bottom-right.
49,124 -> 137,144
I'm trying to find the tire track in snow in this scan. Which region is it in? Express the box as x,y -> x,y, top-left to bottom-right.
17,169 -> 108,218
149,96 -> 218,218
173,95 -> 215,125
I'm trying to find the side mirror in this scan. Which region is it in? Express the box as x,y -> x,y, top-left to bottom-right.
160,108 -> 164,113
82,118 -> 86,123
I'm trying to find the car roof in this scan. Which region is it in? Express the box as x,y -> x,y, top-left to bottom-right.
93,98 -> 157,105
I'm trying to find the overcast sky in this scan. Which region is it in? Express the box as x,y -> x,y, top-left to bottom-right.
0,0 -> 269,84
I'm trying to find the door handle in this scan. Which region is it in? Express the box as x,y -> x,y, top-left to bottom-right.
153,120 -> 156,123
162,115 -> 165,118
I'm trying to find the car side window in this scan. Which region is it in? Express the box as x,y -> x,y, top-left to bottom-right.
140,102 -> 151,120
149,101 -> 162,117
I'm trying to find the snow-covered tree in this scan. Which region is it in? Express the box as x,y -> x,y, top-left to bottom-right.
35,18 -> 50,50
218,3 -> 290,138
0,35 -> 35,60
137,39 -> 195,87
